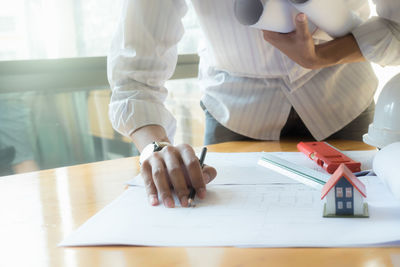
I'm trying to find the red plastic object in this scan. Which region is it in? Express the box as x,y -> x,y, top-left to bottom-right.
297,142 -> 361,174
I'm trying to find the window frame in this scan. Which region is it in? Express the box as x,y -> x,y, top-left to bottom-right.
0,54 -> 199,94
336,187 -> 343,198
345,187 -> 352,198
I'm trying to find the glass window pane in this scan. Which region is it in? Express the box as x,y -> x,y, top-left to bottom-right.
345,187 -> 352,198
165,78 -> 204,147
337,201 -> 343,209
336,187 -> 343,198
346,201 -> 352,209
178,1 -> 200,54
0,0 -> 200,60
0,77 -> 203,176
0,89 -> 137,176
0,0 -> 123,60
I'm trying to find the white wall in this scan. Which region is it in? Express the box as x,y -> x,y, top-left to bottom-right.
353,190 -> 364,215
325,189 -> 336,215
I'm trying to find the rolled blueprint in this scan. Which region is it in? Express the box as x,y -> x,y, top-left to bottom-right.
234,0 -> 299,33
290,0 -> 362,37
373,142 -> 400,200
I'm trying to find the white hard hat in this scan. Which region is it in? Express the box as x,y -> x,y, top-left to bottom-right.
363,73 -> 400,148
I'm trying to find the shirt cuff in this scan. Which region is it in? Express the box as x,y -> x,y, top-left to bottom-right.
109,98 -> 177,144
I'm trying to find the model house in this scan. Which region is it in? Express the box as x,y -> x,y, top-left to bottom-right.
321,163 -> 368,217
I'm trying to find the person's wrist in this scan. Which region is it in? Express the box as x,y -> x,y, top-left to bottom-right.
314,45 -> 334,68
139,141 -> 171,165
314,34 -> 364,68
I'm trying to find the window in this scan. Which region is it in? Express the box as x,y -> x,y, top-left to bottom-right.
346,201 -> 352,209
337,201 -> 343,209
336,187 -> 343,198
345,187 -> 352,198
0,0 -> 200,61
0,1 -> 201,176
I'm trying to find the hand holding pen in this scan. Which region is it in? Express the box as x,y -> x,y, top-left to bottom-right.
188,147 -> 208,207
141,144 -> 216,208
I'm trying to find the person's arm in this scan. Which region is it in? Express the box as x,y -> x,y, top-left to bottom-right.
108,0 -> 186,142
262,13 -> 365,69
263,1 -> 400,69
131,125 -> 171,152
351,0 -> 400,66
108,0 -> 216,208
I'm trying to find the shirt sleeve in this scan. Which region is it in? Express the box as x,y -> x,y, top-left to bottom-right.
352,0 -> 400,66
107,0 -> 188,141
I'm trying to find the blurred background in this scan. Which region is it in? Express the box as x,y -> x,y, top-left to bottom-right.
0,0 -> 398,176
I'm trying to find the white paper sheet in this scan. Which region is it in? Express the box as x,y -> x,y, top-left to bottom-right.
59,150 -> 400,248
373,142 -> 400,200
60,176 -> 400,247
127,151 -> 377,187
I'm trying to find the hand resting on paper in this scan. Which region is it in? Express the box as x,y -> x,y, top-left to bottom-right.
262,13 -> 365,69
132,125 -> 217,208
141,144 -> 217,208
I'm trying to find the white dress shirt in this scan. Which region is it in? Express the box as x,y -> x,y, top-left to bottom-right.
108,0 -> 400,142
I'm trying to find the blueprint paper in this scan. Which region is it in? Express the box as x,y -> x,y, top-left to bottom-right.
127,151 -> 377,187
61,176 -> 400,247
59,150 -> 400,248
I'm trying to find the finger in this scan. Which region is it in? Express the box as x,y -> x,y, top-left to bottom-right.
150,154 -> 175,208
202,165 -> 217,184
141,160 -> 159,206
162,146 -> 190,207
177,144 -> 207,199
295,13 -> 309,38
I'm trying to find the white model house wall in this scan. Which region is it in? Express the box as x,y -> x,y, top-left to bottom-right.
353,189 -> 364,215
325,189 -> 335,214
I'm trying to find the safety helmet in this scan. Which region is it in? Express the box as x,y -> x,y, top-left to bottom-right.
363,73 -> 400,148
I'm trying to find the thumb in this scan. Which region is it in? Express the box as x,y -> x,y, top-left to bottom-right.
295,13 -> 309,37
202,165 -> 217,184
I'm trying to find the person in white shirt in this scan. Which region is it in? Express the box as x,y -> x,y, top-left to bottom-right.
108,0 -> 400,208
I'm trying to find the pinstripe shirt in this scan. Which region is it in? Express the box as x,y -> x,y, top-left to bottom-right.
108,0 -> 400,142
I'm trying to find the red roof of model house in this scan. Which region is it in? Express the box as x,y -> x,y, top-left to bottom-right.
321,163 -> 367,199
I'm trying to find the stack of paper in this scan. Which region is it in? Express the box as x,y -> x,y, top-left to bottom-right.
61,151 -> 400,247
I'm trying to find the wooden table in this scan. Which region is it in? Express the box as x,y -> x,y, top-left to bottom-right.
1,140 -> 399,267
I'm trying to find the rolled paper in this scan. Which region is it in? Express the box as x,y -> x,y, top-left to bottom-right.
234,0 -> 316,33
373,142 -> 400,200
290,0 -> 363,37
235,0 -> 299,33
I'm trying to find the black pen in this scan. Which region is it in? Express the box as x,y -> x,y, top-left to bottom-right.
353,169 -> 375,177
188,147 -> 207,207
